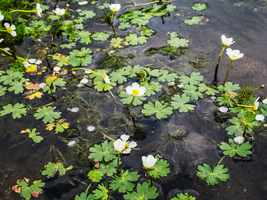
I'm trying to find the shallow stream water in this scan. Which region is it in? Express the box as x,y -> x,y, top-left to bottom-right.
1,0 -> 267,199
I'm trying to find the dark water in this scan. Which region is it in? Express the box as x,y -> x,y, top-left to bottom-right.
1,0 -> 267,199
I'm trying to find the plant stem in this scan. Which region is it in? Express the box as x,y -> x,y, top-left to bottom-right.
147,169 -> 152,187
250,85 -> 265,93
223,60 -> 233,85
86,183 -> 92,194
126,0 -> 173,8
126,96 -> 135,107
109,90 -> 116,100
101,131 -> 115,141
117,153 -> 121,173
110,11 -> 115,24
217,155 -> 226,165
9,9 -> 35,14
213,46 -> 225,84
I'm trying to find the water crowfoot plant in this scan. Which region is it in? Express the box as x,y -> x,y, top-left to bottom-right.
142,155 -> 157,187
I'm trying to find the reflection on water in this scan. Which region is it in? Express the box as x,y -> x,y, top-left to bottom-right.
1,0 -> 267,199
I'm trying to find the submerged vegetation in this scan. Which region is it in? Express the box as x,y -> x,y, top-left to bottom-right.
0,0 -> 266,199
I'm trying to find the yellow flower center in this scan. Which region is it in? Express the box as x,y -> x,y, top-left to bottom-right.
112,8 -> 117,11
222,42 -> 228,47
232,55 -> 237,58
58,12 -> 62,15
252,104 -> 257,111
122,143 -> 129,151
102,73 -> 107,79
132,89 -> 139,96
6,27 -> 12,34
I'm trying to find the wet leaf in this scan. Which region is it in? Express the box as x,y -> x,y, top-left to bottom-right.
220,139 -> 252,157
60,42 -> 76,49
110,170 -> 140,193
100,158 -> 120,176
141,101 -> 173,119
119,91 -> 146,106
25,82 -> 41,90
118,22 -> 131,30
198,83 -> 218,95
125,33 -> 147,45
171,94 -> 195,113
0,85 -> 7,96
171,193 -> 196,200
25,91 -> 43,100
157,70 -> 178,83
52,53 -> 70,67
123,182 -> 158,200
93,184 -> 108,199
141,27 -> 155,37
110,67 -> 131,84
89,140 -> 117,162
0,103 -> 27,119
92,32 -> 109,41
46,123 -> 54,131
183,85 -> 203,101
184,16 -> 202,25
79,10 -> 96,19
8,78 -> 25,94
110,37 -> 125,48
75,192 -> 95,200
28,128 -> 43,143
150,156 -> 170,178
0,69 -> 24,85
217,82 -> 240,92
167,32 -> 189,48
191,3 -> 207,11
196,163 -> 230,185
34,106 -> 61,124
42,162 -> 68,177
179,72 -> 204,85
140,81 -> 162,96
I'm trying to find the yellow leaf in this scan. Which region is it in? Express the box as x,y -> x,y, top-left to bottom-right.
46,124 -> 54,131
45,76 -> 57,82
26,64 -> 37,73
26,92 -> 43,100
20,129 -> 30,134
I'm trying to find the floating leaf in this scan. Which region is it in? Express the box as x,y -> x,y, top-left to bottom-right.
220,139 -> 252,157
179,72 -> 204,85
34,106 -> 61,124
89,140 -> 117,162
125,33 -> 147,45
15,179 -> 45,200
60,42 -> 76,49
94,81 -> 116,92
0,85 -> 7,96
25,91 -> 43,100
198,83 -> 218,95
8,78 -> 25,94
171,193 -> 196,200
140,27 -> 155,37
100,158 -> 120,176
118,22 -> 131,30
119,91 -> 146,106
92,32 -> 109,41
0,103 -> 26,119
28,128 -> 43,143
75,192 -> 95,200
191,3 -> 207,11
109,67 -> 131,84
150,156 -> 170,178
217,82 -> 240,92
183,85 -> 203,101
140,81 -> 162,96
110,37 -> 126,48
79,10 -> 96,19
171,94 -> 196,113
157,70 -> 178,83
184,16 -> 201,25
196,163 -> 230,185
52,53 -> 69,67
141,101 -> 173,119
0,69 -> 24,85
109,170 -> 140,193
123,182 -> 158,200
42,162 -> 69,177
167,32 -> 189,48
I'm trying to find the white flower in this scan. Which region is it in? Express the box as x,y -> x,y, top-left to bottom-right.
126,83 -> 146,97
0,38 -> 3,43
39,83 -> 46,88
255,114 -> 265,121
36,3 -> 42,17
218,106 -> 228,113
142,155 -> 157,170
23,62 -> 31,68
3,47 -> 10,51
53,8 -> 66,16
210,96 -> 216,101
167,81 -> 175,86
28,59 -> 37,63
87,125 -> 95,131
253,97 -> 260,111
35,60 -> 42,65
262,98 -> 267,104
77,83 -> 83,87
102,73 -> 110,83
221,35 -> 235,47
76,9 -> 82,12
79,1 -> 88,5
0,12 -> 4,21
177,83 -> 184,88
109,4 -> 121,12
226,48 -> 244,61
113,134 -> 137,154
234,136 -> 245,144
80,78 -> 89,84
4,23 -> 17,37
84,70 -> 92,74
67,140 -> 77,147
69,107 -> 79,112
37,38 -> 42,42
53,66 -> 61,71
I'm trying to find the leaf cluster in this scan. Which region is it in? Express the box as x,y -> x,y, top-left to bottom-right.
167,32 -> 189,48
171,193 -> 196,200
220,139 -> 252,157
123,182 -> 158,200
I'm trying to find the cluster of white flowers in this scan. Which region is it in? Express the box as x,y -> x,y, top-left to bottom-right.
23,59 -> 42,68
221,35 -> 244,61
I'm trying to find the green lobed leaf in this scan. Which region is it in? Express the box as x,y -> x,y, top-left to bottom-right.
93,184 -> 109,200
109,67 -> 131,84
196,163 -> 230,185
89,140 -> 117,162
150,156 -> 170,178
125,33 -> 148,45
191,3 -> 207,11
140,81 -> 162,96
42,162 -> 67,177
88,169 -> 104,182
157,70 -> 178,83
100,158 -> 121,176
167,32 -> 189,48
171,94 -> 195,113
183,85 -> 203,101
118,22 -> 132,30
0,85 -> 7,96
198,83 -> 218,95
140,27 -> 155,36
109,170 -> 140,193
79,10 -> 96,19
94,81 -> 116,92
141,101 -> 173,119
75,192 -> 95,200
220,139 -> 252,157
171,193 -> 196,200
28,128 -> 43,143
92,32 -> 109,41
0,103 -> 27,119
0,69 -> 24,85
119,91 -> 146,106
184,16 -> 201,25
34,106 -> 61,124
123,182 -> 158,200
217,82 -> 240,92
179,72 -> 204,85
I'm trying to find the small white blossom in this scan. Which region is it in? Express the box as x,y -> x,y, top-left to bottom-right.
113,134 -> 137,154
177,83 -> 184,88
39,83 -> 46,88
37,38 -> 42,42
36,3 -> 42,17
76,9 -> 82,12
23,62 -> 31,68
255,114 -> 265,121
67,140 -> 77,147
84,70 -> 92,74
142,155 -> 157,170
79,1 -> 88,5
109,4 -> 121,12
87,125 -> 96,131
126,83 -> 146,97
102,73 -> 110,83
167,81 -> 175,86
77,83 -> 83,87
4,23 -> 16,37
0,38 -> 3,43
69,107 -> 79,112
53,8 -> 66,16
53,66 -> 61,71
221,35 -> 235,47
218,106 -> 228,113
234,136 -> 245,144
226,48 -> 244,61
80,78 -> 89,84
253,97 -> 260,111
3,47 -> 10,51
210,96 -> 216,101
262,98 -> 267,104
0,12 -> 4,21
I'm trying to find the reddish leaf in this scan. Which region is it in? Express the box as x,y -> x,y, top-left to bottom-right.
26,83 -> 41,90
11,185 -> 21,193
31,191 -> 40,198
